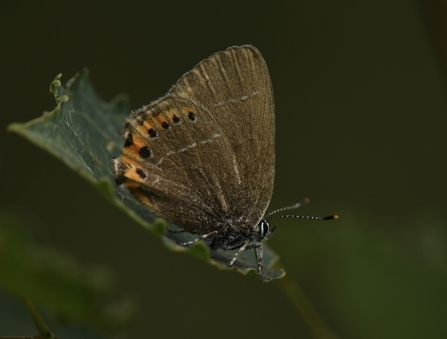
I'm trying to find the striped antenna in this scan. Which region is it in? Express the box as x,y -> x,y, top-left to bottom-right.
266,197 -> 338,221
267,214 -> 338,221
266,197 -> 310,218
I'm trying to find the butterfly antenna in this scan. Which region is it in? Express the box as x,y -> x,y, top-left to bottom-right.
266,197 -> 310,218
267,214 -> 339,221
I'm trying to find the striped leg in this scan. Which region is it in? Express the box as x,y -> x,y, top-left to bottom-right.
178,230 -> 218,246
255,245 -> 264,276
229,240 -> 250,266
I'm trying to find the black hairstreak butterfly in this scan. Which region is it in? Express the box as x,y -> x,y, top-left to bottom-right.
114,45 -> 337,281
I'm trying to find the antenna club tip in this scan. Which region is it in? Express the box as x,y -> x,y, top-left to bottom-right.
323,215 -> 339,220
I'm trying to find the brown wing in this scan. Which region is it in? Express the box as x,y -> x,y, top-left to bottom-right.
115,45 -> 275,232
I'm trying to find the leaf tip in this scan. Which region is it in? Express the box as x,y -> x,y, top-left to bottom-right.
49,73 -> 62,95
6,122 -> 22,133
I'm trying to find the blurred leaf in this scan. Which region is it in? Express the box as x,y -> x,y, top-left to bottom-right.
0,288 -> 106,339
277,212 -> 447,339
0,214 -> 132,331
7,71 -> 284,281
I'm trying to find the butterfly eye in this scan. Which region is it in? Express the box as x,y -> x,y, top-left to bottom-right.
259,220 -> 270,238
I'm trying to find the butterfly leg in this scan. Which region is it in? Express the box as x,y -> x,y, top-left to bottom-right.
229,240 -> 250,266
178,230 -> 218,247
254,244 -> 264,277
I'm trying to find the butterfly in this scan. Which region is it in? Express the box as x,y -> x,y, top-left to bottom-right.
114,45 -> 337,280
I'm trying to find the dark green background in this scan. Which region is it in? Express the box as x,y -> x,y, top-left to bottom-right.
1,1 -> 446,338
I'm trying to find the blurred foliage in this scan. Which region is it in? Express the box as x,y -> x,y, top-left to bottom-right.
0,214 -> 133,336
275,210 -> 447,339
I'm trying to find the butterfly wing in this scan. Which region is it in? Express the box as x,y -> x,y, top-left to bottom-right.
115,45 -> 275,233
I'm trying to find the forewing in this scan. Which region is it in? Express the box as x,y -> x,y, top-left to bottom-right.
115,45 -> 275,231
169,45 -> 275,227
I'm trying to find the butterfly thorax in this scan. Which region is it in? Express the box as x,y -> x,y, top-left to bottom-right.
205,218 -> 274,251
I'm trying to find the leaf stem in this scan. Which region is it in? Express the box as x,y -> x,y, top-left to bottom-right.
21,297 -> 55,339
275,263 -> 340,339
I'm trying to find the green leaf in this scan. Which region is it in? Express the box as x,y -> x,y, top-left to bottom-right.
0,214 -> 133,330
8,71 -> 284,281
